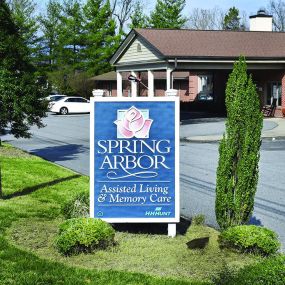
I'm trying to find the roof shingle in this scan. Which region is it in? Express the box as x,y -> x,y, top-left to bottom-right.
135,28 -> 285,59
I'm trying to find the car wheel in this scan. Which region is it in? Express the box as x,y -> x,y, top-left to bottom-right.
60,107 -> 68,115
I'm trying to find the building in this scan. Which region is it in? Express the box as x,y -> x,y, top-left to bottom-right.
94,9 -> 285,117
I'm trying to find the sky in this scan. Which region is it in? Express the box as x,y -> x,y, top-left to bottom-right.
36,0 -> 271,17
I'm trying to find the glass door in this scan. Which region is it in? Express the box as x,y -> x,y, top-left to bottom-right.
267,82 -> 281,106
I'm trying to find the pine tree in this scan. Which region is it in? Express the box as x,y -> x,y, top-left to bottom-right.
57,0 -> 86,69
148,0 -> 187,29
129,1 -> 148,29
39,0 -> 62,69
223,7 -> 241,30
215,57 -> 263,230
9,0 -> 41,62
0,0 -> 48,197
83,0 -> 120,75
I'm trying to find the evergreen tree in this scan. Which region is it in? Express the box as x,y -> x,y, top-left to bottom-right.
0,0 -> 47,197
223,6 -> 242,30
39,0 -> 62,69
215,57 -> 263,230
9,0 -> 41,62
148,0 -> 187,29
83,0 -> 120,75
58,0 -> 86,69
129,1 -> 148,29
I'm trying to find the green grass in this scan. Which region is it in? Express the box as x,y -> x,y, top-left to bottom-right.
0,144 -> 259,284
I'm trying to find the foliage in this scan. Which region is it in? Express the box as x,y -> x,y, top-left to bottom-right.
55,218 -> 115,255
0,1 -> 47,140
215,56 -> 263,230
9,0 -> 41,63
191,214 -> 205,226
213,256 -> 285,285
219,225 -> 280,255
83,0 -> 121,76
62,191 -> 89,219
148,0 -> 187,29
39,0 -> 62,69
223,7 -> 242,30
129,1 -> 148,29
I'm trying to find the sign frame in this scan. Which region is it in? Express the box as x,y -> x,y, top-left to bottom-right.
90,96 -> 180,223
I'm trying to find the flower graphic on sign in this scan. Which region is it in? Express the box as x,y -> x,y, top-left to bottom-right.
114,106 -> 153,138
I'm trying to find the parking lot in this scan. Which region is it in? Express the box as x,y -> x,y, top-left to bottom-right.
3,113 -> 285,250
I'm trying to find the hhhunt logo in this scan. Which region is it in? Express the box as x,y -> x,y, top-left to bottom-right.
114,106 -> 153,139
145,207 -> 171,216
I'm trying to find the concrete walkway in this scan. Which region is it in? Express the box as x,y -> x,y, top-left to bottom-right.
183,118 -> 285,142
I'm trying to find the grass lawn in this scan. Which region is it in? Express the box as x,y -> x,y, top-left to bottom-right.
0,144 -> 260,284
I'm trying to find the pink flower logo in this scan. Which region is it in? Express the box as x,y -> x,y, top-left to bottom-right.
114,106 -> 153,138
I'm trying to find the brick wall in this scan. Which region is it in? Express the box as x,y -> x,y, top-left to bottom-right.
282,73 -> 285,117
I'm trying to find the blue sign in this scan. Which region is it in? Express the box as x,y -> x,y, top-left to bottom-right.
90,97 -> 179,223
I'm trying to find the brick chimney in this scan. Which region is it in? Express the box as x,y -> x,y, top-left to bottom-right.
249,8 -> 273,31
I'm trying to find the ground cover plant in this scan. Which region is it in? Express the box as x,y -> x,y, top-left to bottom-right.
0,144 -> 277,285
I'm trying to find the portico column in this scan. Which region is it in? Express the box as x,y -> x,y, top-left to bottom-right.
117,71 -> 123,97
166,68 -> 173,90
148,70 -> 154,97
131,71 -> 137,97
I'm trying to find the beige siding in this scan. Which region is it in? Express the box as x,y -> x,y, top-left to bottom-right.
118,37 -> 161,64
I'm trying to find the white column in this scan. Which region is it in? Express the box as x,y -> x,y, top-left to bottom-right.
131,71 -> 137,97
148,70 -> 154,97
117,71 -> 123,97
166,68 -> 173,90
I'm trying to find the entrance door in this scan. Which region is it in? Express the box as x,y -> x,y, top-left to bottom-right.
267,82 -> 282,106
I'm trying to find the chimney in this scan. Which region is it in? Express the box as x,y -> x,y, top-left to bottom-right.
249,8 -> 273,31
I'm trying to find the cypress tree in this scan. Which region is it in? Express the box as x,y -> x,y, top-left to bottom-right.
215,56 -> 263,230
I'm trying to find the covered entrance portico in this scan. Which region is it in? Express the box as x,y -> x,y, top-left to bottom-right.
110,29 -> 285,117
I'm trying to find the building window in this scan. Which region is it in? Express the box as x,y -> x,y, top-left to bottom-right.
198,75 -> 213,101
267,82 -> 281,106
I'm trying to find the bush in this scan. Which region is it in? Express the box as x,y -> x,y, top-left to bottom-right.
219,225 -> 280,255
62,192 -> 89,219
55,218 -> 115,255
214,256 -> 285,285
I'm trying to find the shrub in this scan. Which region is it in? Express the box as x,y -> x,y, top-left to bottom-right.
219,225 -> 280,255
215,57 -> 263,230
214,256 -> 285,285
55,218 -> 115,255
62,191 -> 89,219
191,214 -> 205,226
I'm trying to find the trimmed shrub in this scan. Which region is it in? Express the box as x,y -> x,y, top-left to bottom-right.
62,191 -> 89,219
55,218 -> 115,255
214,256 -> 285,285
219,225 -> 280,255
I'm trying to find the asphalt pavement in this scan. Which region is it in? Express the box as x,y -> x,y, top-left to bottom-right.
2,113 -> 285,250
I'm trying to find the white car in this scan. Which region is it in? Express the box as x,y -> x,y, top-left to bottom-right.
50,96 -> 90,115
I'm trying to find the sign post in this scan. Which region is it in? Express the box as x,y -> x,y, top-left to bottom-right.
90,97 -> 179,236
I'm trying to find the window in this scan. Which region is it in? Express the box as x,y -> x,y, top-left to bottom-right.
198,75 -> 213,101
